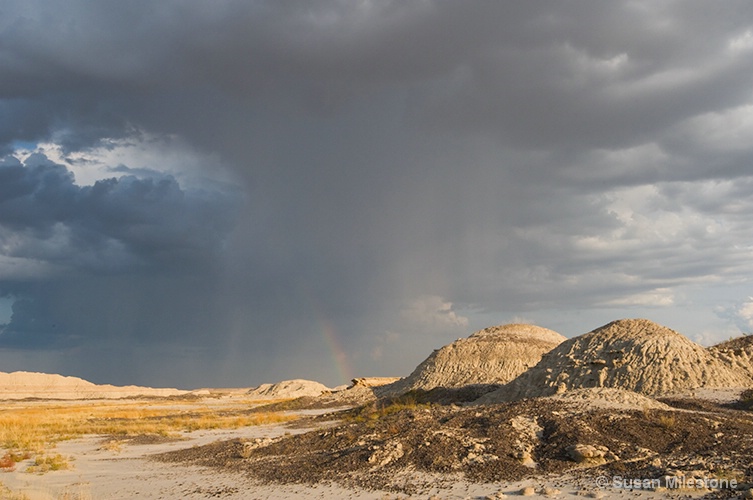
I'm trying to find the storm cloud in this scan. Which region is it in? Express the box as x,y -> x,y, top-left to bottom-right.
1,1 -> 752,387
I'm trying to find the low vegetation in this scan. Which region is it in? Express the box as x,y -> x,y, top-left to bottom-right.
0,398 -> 296,473
346,393 -> 430,424
0,481 -> 30,500
25,453 -> 72,473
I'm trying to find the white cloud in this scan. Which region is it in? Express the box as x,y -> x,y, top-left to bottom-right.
715,297 -> 753,334
736,297 -> 753,331
16,133 -> 235,188
672,105 -> 753,153
401,295 -> 469,331
601,288 -> 675,308
728,29 -> 753,53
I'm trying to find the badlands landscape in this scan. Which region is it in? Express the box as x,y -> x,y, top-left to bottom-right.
2,319 -> 753,499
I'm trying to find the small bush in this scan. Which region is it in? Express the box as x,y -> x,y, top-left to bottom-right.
25,453 -> 72,473
0,451 -> 30,471
736,389 -> 753,410
347,395 -> 430,424
99,439 -> 124,453
0,453 -> 16,471
658,414 -> 676,430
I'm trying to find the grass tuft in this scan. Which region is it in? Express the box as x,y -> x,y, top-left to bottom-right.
25,453 -> 72,473
347,394 -> 430,424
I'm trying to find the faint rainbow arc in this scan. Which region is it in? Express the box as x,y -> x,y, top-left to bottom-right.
319,316 -> 355,385
300,287 -> 355,385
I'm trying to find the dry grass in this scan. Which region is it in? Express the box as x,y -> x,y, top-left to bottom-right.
0,482 -> 31,500
658,414 -> 677,429
347,394 -> 430,425
25,453 -> 72,473
0,399 -> 296,456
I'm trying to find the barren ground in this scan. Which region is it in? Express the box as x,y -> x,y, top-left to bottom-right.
2,391 -> 752,499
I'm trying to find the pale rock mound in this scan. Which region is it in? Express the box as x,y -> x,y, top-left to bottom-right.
0,371 -> 186,400
483,319 -> 753,402
247,379 -> 331,400
545,387 -> 671,411
380,324 -> 565,396
350,377 -> 401,388
709,335 -> 753,380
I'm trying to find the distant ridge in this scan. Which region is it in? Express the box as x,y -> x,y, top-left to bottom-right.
0,371 -> 187,400
246,379 -> 331,399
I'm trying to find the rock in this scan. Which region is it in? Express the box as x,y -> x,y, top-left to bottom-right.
541,487 -> 561,497
464,452 -> 499,465
519,486 -> 536,496
485,492 -> 506,500
568,444 -> 613,465
239,437 -> 278,458
350,377 -> 401,388
515,450 -> 535,467
367,440 -> 404,468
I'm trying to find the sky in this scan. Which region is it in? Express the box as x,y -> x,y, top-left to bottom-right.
1,1 -> 753,389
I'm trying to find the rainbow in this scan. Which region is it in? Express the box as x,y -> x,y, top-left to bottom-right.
319,317 -> 355,384
300,286 -> 355,385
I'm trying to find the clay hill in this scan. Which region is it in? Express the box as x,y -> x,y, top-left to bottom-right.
0,371 -> 187,400
246,379 -> 331,399
709,334 -> 753,378
380,323 -> 566,396
480,318 -> 753,403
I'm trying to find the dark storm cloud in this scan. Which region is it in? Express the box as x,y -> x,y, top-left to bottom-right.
3,2 -> 748,150
0,153 -> 239,272
0,152 -> 240,353
1,1 -> 753,385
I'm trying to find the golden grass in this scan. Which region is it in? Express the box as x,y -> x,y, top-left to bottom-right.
0,399 -> 296,455
25,453 -> 72,473
0,482 -> 31,500
347,394 -> 430,424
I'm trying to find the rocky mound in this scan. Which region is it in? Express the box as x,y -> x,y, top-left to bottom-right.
350,377 -> 401,388
379,324 -> 565,396
545,387 -> 671,411
709,335 -> 753,379
0,371 -> 186,399
158,393 -> 753,493
247,379 -> 331,400
481,319 -> 753,402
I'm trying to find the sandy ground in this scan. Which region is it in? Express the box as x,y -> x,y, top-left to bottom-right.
1,408 -> 722,500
